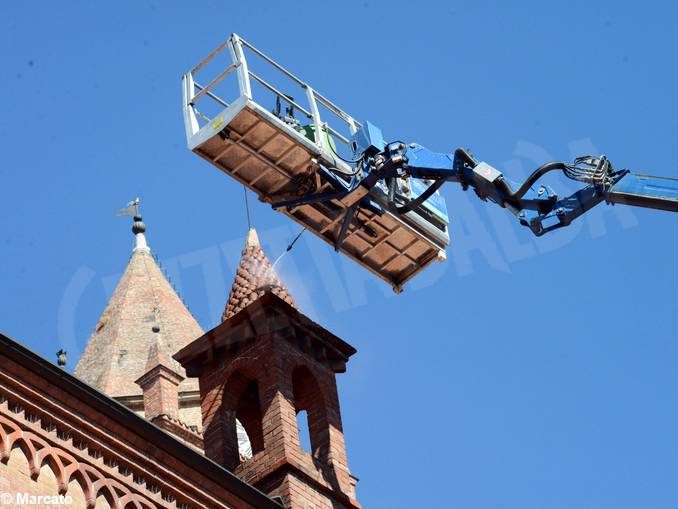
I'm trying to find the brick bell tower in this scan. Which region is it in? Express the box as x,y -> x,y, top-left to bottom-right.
175,229 -> 360,509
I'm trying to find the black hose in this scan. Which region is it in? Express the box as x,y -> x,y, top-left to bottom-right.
510,161 -> 568,201
286,227 -> 306,251
396,178 -> 445,214
454,147 -> 567,208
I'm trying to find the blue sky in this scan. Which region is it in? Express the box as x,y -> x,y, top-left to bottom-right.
2,1 -> 678,508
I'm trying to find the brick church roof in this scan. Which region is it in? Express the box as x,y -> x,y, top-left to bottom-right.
75,221 -> 203,398
0,331 -> 282,509
222,228 -> 296,321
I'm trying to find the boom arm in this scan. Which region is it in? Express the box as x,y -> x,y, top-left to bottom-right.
346,122 -> 678,237
184,34 -> 678,290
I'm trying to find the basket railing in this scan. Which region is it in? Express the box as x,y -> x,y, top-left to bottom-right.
182,34 -> 362,160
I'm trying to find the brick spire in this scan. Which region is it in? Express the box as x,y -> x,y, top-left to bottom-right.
75,218 -> 203,400
222,228 -> 295,321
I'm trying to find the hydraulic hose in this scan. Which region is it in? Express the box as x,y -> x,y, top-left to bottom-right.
396,178 -> 445,214
509,162 -> 568,201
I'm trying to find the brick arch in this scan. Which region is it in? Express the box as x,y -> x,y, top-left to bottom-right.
91,478 -> 121,509
65,476 -> 91,508
222,356 -> 270,385
223,368 -> 265,468
21,433 -> 71,495
288,362 -> 355,496
8,436 -> 40,478
68,466 -> 96,507
39,451 -> 68,493
53,448 -> 81,484
0,414 -> 161,509
119,493 -> 156,508
0,415 -> 24,453
291,365 -> 329,458
0,417 -> 10,460
0,415 -> 42,478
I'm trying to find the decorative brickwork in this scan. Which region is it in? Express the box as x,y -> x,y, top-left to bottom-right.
0,410 -> 155,507
0,332 -> 282,509
178,229 -> 358,509
176,293 -> 361,509
1,224 -> 361,509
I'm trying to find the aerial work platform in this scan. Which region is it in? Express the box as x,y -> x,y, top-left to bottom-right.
184,35 -> 678,292
182,34 -> 448,291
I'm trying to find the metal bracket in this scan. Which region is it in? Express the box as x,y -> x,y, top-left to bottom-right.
335,204 -> 358,251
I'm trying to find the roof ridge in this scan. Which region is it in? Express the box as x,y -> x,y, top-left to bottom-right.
153,413 -> 203,435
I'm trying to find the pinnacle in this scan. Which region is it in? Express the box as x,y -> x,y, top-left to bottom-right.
222,228 -> 296,321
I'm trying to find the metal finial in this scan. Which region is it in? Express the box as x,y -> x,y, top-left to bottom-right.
56,349 -> 67,368
132,216 -> 146,235
116,198 -> 149,252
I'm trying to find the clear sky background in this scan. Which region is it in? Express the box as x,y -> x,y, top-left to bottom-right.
2,1 -> 678,508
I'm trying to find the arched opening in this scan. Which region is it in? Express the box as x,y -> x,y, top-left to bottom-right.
291,366 -> 328,459
235,379 -> 264,457
223,370 -> 265,468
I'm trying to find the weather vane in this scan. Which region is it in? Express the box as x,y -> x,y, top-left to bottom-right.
116,198 -> 149,251
116,197 -> 141,218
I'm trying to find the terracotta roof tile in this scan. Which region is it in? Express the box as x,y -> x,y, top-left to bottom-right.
222,228 -> 295,321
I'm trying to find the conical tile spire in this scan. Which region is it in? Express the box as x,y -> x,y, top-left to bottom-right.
75,212 -> 203,399
222,228 -> 296,321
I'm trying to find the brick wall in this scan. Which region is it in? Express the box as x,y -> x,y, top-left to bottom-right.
182,297 -> 360,509
0,332 -> 283,509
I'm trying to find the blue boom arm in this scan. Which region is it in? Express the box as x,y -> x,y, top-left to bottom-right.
272,121 -> 678,252
347,122 -> 678,237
